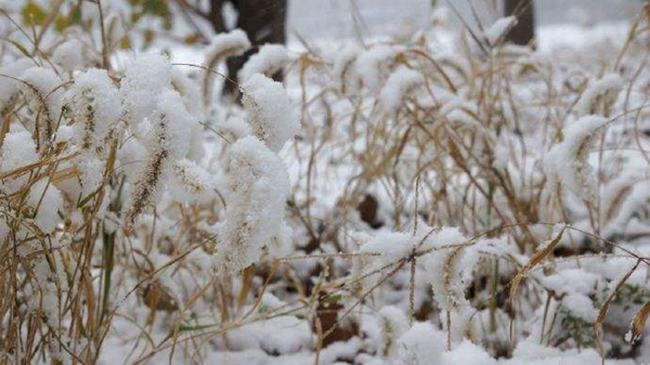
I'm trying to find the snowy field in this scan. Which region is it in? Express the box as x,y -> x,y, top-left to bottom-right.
288,0 -> 642,41
1,1 -> 650,364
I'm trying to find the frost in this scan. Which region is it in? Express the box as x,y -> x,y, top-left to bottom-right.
484,16 -> 517,45
625,327 -> 639,344
379,66 -> 424,115
242,74 -> 299,152
238,44 -> 290,83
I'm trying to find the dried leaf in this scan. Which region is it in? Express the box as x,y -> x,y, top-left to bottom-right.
509,227 -> 565,304
627,301 -> 650,344
143,280 -> 179,312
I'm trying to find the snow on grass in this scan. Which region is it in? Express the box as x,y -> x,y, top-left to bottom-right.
242,73 -> 300,152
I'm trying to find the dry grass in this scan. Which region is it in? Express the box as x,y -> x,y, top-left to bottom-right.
1,1 -> 650,364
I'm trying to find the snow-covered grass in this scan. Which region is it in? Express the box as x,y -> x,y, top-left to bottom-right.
1,1 -> 650,364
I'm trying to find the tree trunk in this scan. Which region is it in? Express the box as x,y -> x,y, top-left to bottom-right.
504,0 -> 535,46
208,0 -> 226,33
224,0 -> 288,95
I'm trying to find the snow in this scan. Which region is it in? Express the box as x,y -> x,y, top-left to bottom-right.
219,315 -> 311,354
505,340 -> 632,365
442,340 -> 497,365
0,58 -> 32,109
377,305 -> 409,357
52,39 -> 85,72
150,89 -> 193,160
122,88 -> 196,222
355,45 -> 399,91
217,114 -> 252,139
120,53 -> 172,126
202,29 -> 252,105
168,159 -> 213,202
238,44 -> 290,83
575,73 -> 623,116
333,44 -> 360,94
242,73 -> 300,152
394,322 -> 445,364
379,66 -> 424,115
544,115 -> 608,200
561,293 -> 598,322
27,178 -> 63,233
484,16 -> 517,45
171,68 -> 203,117
0,127 -> 38,174
215,136 -> 292,273
20,67 -> 65,135
204,29 -> 251,66
1,2 -> 649,364
66,68 -> 121,151
317,337 -> 362,364
541,268 -> 600,296
0,127 -> 39,193
359,230 -> 414,264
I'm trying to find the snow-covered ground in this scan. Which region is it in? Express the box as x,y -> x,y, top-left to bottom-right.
2,1 -> 650,364
288,0 -> 642,41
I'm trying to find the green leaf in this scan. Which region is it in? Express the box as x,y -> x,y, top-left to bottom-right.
177,323 -> 217,332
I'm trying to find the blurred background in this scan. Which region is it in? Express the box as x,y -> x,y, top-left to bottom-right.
289,0 -> 643,41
